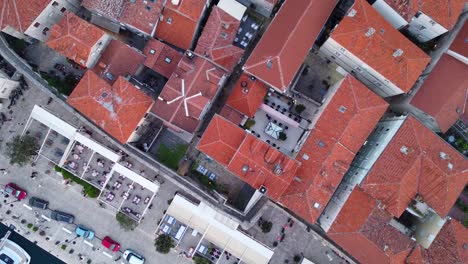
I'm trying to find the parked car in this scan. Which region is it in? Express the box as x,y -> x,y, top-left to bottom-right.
50,210 -> 74,224
28,197 -> 48,209
102,236 -> 120,252
75,225 -> 94,240
4,183 -> 27,200
123,249 -> 145,264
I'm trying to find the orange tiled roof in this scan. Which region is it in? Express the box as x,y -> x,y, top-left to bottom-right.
195,6 -> 244,71
0,0 -> 50,33
93,39 -> 146,84
67,70 -> 154,143
46,12 -> 106,67
244,0 -> 338,92
150,54 -> 226,134
225,73 -> 268,118
328,187 -> 416,264
407,219 -> 468,264
198,115 -> 246,165
219,105 -> 245,125
449,20 -> 467,58
155,0 -> 206,50
198,114 -> 300,200
143,39 -> 183,79
331,0 -> 430,93
411,54 -> 468,133
82,0 -> 163,35
278,76 -> 388,223
383,0 -> 465,30
360,116 -> 468,218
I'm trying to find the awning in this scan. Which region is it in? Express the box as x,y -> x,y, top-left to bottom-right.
166,195 -> 274,264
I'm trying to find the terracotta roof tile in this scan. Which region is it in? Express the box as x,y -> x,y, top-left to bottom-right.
0,0 -> 50,33
151,55 -> 226,134
278,76 -> 388,223
199,114 -> 300,200
67,70 -> 154,143
360,116 -> 468,218
46,12 -> 106,67
219,105 -> 244,125
411,54 -> 468,132
227,134 -> 300,200
93,40 -> 145,84
198,115 -> 246,165
244,0 -> 337,92
331,0 -> 430,92
328,187 -> 415,264
195,6 -> 244,71
449,20 -> 467,58
383,0 -> 466,30
82,0 -> 163,35
155,0 -> 206,50
407,220 -> 468,264
225,73 -> 268,118
143,39 -> 183,78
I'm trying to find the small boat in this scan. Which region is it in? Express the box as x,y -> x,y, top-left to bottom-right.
0,234 -> 31,264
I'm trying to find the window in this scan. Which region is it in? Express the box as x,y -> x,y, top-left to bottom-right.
149,49 -> 156,55
164,57 -> 172,64
167,17 -> 173,24
338,106 -> 347,113
42,27 -> 49,35
220,32 -> 228,39
60,7 -> 66,13
33,22 -> 40,28
52,1 -> 59,6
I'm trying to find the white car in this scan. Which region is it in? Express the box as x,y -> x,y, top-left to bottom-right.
123,249 -> 145,264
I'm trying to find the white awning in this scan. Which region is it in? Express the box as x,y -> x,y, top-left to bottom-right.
74,133 -> 121,162
30,105 -> 76,139
218,0 -> 247,20
166,195 -> 274,264
113,163 -> 160,193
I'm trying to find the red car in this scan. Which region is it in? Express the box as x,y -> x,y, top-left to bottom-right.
4,183 -> 27,200
102,236 -> 120,252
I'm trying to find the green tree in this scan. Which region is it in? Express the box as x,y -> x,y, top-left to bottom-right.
116,212 -> 137,231
261,221 -> 273,233
193,255 -> 211,264
295,104 -> 306,114
155,234 -> 174,254
5,135 -> 38,166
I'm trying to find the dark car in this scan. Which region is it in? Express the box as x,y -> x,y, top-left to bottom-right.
50,210 -> 74,224
28,197 -> 48,209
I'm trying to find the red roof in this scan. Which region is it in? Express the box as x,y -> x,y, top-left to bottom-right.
243,0 -> 337,92
411,54 -> 468,133
198,115 -> 300,200
155,0 -> 206,50
449,20 -> 467,58
198,115 -> 246,165
328,187 -> 416,264
360,116 -> 468,218
0,0 -> 49,33
219,105 -> 244,125
46,12 -> 106,67
151,55 -> 226,134
383,0 -> 466,30
195,6 -> 244,71
225,73 -> 268,118
82,0 -> 163,35
142,39 -> 183,79
67,70 -> 154,143
93,40 -> 146,84
331,0 -> 430,93
278,76 -> 388,223
407,220 -> 468,264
